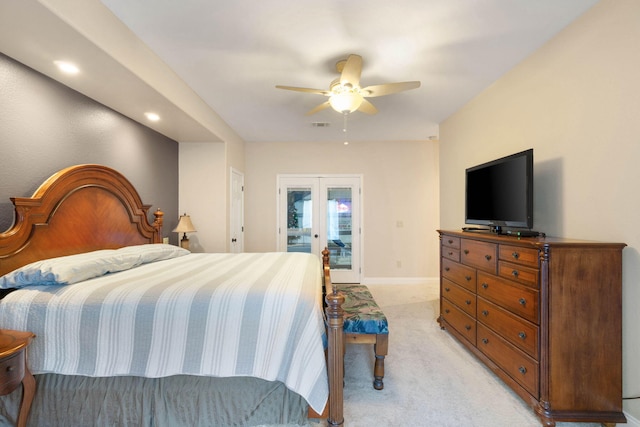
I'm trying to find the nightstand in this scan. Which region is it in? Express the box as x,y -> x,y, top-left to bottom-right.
0,329 -> 35,427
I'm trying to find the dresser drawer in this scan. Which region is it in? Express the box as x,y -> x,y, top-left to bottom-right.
477,297 -> 539,359
0,350 -> 25,395
461,239 -> 497,273
477,272 -> 539,324
441,235 -> 460,250
441,299 -> 476,345
499,244 -> 539,268
477,324 -> 539,397
442,278 -> 476,317
442,258 -> 476,292
442,247 -> 460,262
499,261 -> 539,288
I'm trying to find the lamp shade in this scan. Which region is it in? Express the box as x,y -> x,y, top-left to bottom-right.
329,91 -> 363,114
173,214 -> 196,233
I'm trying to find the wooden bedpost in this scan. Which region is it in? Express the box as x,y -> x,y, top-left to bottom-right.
323,247 -> 345,426
153,208 -> 164,242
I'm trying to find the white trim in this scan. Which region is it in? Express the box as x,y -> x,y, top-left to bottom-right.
625,410 -> 640,427
362,277 -> 437,286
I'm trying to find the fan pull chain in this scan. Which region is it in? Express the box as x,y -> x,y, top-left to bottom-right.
343,112 -> 349,145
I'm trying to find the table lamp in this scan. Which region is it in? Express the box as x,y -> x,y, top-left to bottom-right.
173,213 -> 196,249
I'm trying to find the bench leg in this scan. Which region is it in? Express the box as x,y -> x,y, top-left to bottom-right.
373,334 -> 389,390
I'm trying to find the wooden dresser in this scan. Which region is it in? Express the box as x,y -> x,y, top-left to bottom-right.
437,230 -> 626,427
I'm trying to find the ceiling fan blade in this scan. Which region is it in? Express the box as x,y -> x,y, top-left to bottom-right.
305,101 -> 331,115
275,85 -> 329,96
340,54 -> 362,87
360,81 -> 421,97
357,98 -> 378,115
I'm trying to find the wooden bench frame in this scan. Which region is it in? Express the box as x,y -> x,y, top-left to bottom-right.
345,330 -> 388,390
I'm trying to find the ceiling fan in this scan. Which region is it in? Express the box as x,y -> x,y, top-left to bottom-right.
276,54 -> 421,116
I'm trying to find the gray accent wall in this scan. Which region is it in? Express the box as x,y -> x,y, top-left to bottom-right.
0,52 -> 179,241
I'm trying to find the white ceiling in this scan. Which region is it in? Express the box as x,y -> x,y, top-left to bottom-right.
0,0 -> 598,144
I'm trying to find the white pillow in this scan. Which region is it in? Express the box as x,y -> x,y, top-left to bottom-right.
115,243 -> 190,264
0,244 -> 189,289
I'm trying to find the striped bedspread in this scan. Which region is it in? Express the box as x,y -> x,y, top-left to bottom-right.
0,252 -> 329,413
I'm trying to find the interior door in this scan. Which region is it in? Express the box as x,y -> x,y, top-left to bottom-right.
230,168 -> 244,253
278,175 -> 361,283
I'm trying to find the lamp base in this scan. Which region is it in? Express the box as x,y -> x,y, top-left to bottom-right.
180,234 -> 190,250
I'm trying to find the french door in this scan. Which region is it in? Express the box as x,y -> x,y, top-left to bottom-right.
277,175 -> 361,283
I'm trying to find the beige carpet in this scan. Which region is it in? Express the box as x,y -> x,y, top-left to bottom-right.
311,282 -> 602,427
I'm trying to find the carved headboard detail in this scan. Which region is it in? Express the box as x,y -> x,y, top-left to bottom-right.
0,164 -> 163,276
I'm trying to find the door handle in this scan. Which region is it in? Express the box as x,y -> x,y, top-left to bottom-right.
314,234 -> 319,238
231,238 -> 237,243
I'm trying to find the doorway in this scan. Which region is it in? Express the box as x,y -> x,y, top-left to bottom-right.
277,175 -> 361,283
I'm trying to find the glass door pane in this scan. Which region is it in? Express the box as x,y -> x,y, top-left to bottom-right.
326,187 -> 352,270
287,188 -> 312,253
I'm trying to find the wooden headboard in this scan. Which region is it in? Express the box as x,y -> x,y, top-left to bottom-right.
0,164 -> 163,276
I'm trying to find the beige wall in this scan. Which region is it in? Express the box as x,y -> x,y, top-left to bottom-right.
179,134 -> 246,253
439,0 -> 640,419
244,140 -> 439,283
179,142 -> 227,252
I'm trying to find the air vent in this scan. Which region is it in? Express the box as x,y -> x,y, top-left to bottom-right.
311,122 -> 330,127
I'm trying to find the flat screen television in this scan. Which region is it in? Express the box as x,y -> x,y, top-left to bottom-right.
465,149 -> 533,233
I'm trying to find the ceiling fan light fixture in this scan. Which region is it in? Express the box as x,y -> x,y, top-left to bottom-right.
329,91 -> 363,114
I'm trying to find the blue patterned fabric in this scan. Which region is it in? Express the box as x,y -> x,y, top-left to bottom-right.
337,284 -> 388,334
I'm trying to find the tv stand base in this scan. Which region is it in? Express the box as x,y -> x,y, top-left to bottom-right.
504,229 -> 545,237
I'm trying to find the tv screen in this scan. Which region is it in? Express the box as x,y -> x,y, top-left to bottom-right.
465,149 -> 533,231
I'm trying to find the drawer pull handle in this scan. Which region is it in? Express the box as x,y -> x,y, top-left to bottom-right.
465,325 -> 471,331
445,309 -> 450,314
481,338 -> 488,344
512,252 -> 520,259
481,283 -> 488,289
518,366 -> 527,374
481,310 -> 489,316
519,298 -> 527,306
465,300 -> 471,305
445,267 -> 450,272
444,287 -> 450,292
518,331 -> 527,340
463,249 -> 469,255
465,275 -> 472,282
448,239 -> 454,244
448,251 -> 454,256
485,254 -> 492,261
512,270 -> 519,277
6,366 -> 14,372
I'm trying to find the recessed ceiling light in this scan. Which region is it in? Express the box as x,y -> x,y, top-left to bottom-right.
54,60 -> 79,75
145,112 -> 160,122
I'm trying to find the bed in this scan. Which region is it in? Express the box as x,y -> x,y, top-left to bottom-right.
0,164 -> 345,426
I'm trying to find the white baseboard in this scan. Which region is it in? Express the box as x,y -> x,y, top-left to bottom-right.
626,410 -> 640,427
361,276 -> 439,286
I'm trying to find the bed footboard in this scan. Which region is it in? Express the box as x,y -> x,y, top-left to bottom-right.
323,248 -> 345,427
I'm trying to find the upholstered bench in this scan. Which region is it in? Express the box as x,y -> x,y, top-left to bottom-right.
337,284 -> 389,390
